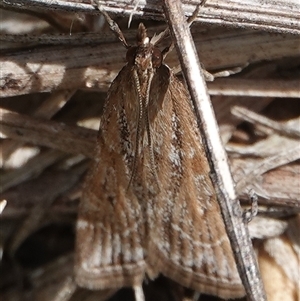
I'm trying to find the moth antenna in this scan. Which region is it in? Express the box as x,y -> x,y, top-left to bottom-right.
128,67 -> 159,192
144,71 -> 160,192
127,69 -> 144,190
187,0 -> 207,25
93,0 -> 130,48
133,284 -> 145,301
162,0 -> 207,59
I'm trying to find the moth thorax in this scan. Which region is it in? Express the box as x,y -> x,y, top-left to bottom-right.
126,45 -> 163,73
135,49 -> 153,72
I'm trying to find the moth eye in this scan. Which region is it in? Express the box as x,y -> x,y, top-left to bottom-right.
152,47 -> 162,68
126,47 -> 137,64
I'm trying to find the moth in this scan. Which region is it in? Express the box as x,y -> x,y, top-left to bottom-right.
75,11 -> 245,299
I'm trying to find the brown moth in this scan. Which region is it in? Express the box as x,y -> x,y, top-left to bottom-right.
74,19 -> 245,299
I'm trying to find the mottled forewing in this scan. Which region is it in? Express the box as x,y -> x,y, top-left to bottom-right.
146,73 -> 245,299
75,66 -> 145,290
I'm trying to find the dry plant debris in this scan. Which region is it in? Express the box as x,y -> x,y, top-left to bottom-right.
0,1 -> 299,301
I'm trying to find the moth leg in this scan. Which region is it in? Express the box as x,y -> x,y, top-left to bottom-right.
171,63 -> 215,82
172,63 -> 248,82
172,63 -> 249,82
191,0 -> 248,82
206,63 -> 250,81
164,0 -> 247,81
243,189 -> 258,223
187,0 -> 209,25
133,284 -> 145,301
92,0 -> 130,48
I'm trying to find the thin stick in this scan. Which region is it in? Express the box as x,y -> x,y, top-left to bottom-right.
208,78 -> 300,98
2,89 -> 75,162
1,149 -> 67,191
231,106 -> 300,139
1,0 -> 299,34
1,31 -> 298,98
0,108 -> 96,159
162,1 -> 267,300
236,145 -> 300,193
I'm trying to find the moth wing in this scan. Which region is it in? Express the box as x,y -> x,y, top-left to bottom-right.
75,66 -> 145,290
146,74 -> 245,299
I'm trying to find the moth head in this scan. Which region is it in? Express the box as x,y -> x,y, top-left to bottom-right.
126,23 -> 163,71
